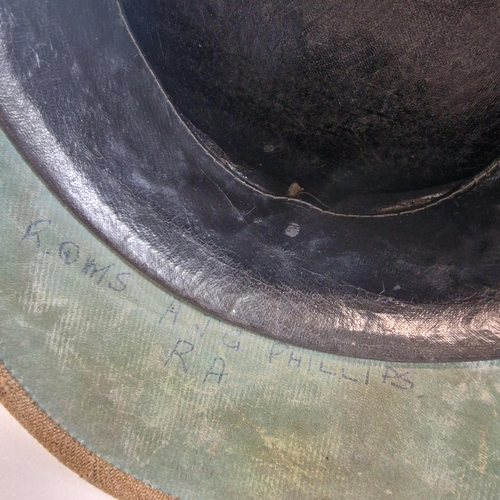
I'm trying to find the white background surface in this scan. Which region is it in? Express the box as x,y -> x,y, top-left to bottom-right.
0,403 -> 113,500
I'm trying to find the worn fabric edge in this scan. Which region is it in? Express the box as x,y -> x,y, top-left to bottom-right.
0,361 -> 178,500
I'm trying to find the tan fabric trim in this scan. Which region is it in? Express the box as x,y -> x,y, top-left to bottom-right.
0,362 -> 177,500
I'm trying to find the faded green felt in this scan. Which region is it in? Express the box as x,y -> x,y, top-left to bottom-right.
1,129 -> 500,500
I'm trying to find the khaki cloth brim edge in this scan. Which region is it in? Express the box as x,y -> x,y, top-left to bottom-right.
0,361 -> 177,500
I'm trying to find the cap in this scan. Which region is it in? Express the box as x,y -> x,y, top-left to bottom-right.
1,1 -> 500,498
